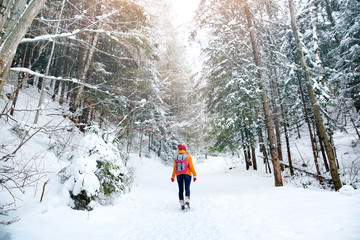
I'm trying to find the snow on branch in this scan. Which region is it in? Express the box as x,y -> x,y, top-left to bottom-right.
10,67 -> 127,102
20,29 -> 145,44
20,30 -> 81,43
21,8 -> 146,44
11,67 -> 88,86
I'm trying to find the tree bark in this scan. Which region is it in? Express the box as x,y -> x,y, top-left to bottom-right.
274,69 -> 294,176
243,145 -> 250,170
251,146 -> 257,170
297,73 -> 322,184
288,0 -> 342,190
10,43 -> 29,115
269,72 -> 283,164
244,1 -> 282,186
139,130 -> 143,157
75,21 -> 102,108
318,131 -> 330,172
258,130 -> 271,174
0,0 -> 46,94
0,0 -> 27,45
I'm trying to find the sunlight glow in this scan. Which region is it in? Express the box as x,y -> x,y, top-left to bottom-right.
170,0 -> 202,25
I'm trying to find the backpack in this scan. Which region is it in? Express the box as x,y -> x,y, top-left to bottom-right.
175,153 -> 188,174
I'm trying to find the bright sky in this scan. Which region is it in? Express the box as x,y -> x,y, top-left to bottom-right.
167,0 -> 203,75
170,0 -> 202,25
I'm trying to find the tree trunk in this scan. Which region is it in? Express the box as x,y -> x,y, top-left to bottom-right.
79,105 -> 89,132
51,52 -> 63,101
244,145 -> 250,170
323,0 -> 335,26
269,72 -> 283,164
52,80 -> 60,101
10,43 -> 29,115
296,122 -> 301,139
75,22 -> 102,108
77,24 -> 102,127
0,0 -> 11,35
59,41 -> 71,105
10,74 -> 27,116
350,116 -> 360,139
0,0 -> 46,94
318,130 -> 330,172
258,130 -> 271,174
157,140 -> 162,157
244,1 -> 282,186
289,0 -> 342,190
274,69 -> 294,176
298,73 -> 322,183
99,111 -> 105,129
247,146 -> 251,166
59,81 -> 66,105
251,146 -> 257,170
0,0 -> 27,45
328,129 -> 339,169
139,130 -> 143,158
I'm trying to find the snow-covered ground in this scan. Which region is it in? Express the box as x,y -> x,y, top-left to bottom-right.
1,85 -> 360,240
1,154 -> 360,240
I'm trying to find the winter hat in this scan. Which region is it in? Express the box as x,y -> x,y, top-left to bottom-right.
177,144 -> 187,151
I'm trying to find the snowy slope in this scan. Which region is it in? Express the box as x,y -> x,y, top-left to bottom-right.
2,154 -> 360,240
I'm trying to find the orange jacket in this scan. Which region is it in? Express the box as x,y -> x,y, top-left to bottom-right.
172,150 -> 197,178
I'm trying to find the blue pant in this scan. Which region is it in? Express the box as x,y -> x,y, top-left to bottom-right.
177,174 -> 192,200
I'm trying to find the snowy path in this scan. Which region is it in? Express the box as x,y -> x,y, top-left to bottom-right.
4,155 -> 360,240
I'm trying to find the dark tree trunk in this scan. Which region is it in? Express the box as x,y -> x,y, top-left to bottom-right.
297,73 -> 322,183
269,73 -> 283,164
289,0 -> 341,190
274,69 -> 294,176
251,146 -> 257,170
318,132 -> 330,172
10,43 -> 29,115
244,1 -> 282,186
244,145 -> 250,170
258,129 -> 271,174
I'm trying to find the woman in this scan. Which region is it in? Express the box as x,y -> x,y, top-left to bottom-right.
171,144 -> 197,210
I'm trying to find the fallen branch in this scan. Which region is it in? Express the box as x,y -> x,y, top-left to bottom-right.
281,163 -> 332,184
40,178 -> 50,202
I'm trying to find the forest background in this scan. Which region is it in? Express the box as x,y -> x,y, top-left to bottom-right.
0,0 -> 359,222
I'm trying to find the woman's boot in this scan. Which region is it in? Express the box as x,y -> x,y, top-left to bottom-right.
180,200 -> 185,210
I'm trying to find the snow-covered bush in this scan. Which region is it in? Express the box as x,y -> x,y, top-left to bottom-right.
59,129 -> 133,210
96,158 -> 132,199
